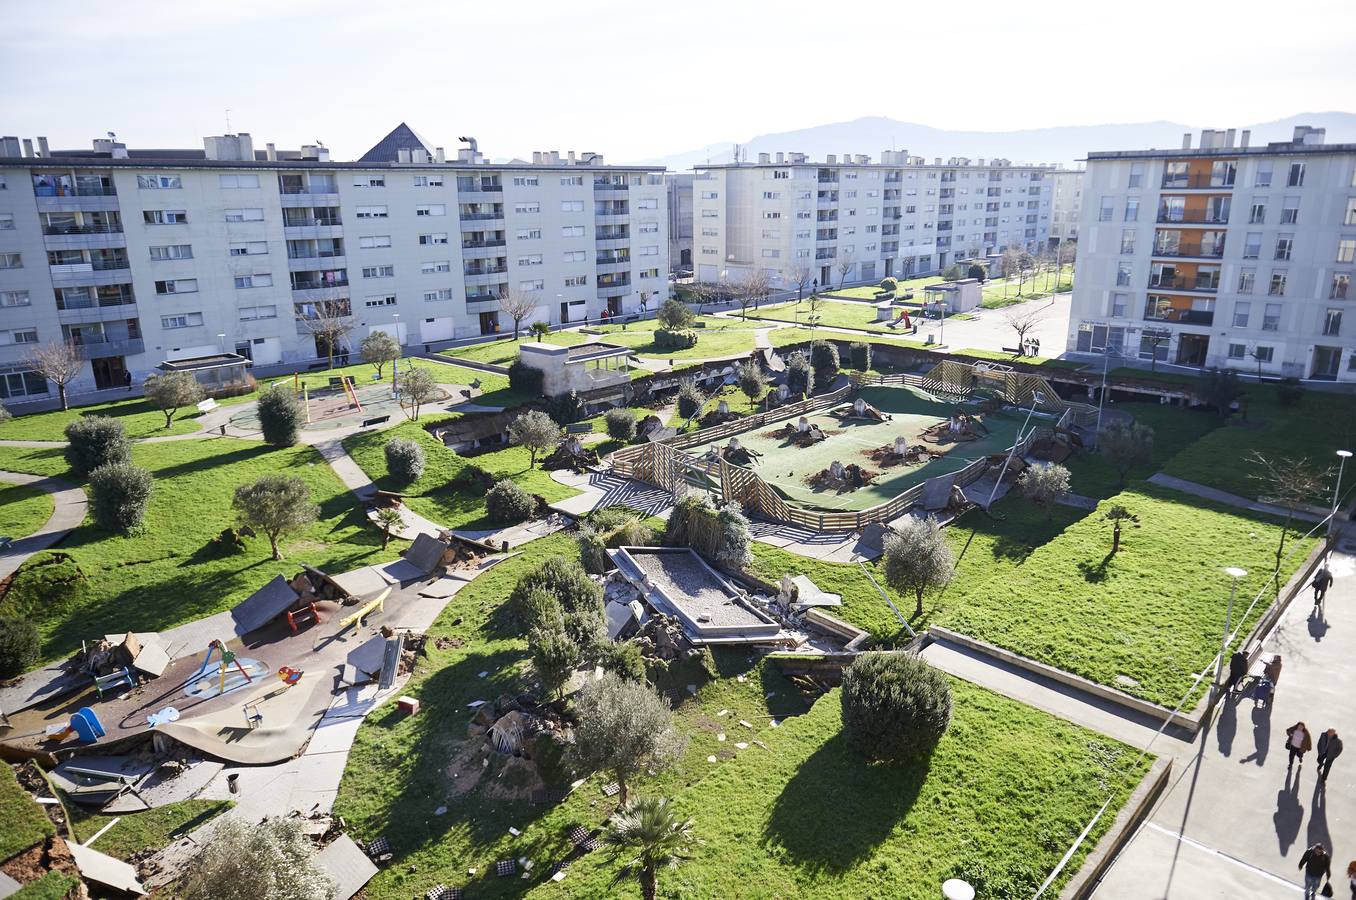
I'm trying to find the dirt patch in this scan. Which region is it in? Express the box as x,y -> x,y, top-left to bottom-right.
1,835 -> 79,885
443,739 -> 547,803
434,636 -> 465,651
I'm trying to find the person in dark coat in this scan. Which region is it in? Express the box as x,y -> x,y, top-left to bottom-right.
1312,566 -> 1334,607
1227,649 -> 1249,693
1287,721 -> 1314,770
123,369 -> 133,392
1299,843 -> 1332,899
1318,728 -> 1344,781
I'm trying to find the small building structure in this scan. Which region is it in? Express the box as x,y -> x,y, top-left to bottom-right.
156,353 -> 253,396
923,279 -> 982,314
517,341 -> 634,396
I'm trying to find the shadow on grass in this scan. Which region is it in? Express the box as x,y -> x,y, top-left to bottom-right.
1077,551 -> 1116,583
764,733 -> 929,872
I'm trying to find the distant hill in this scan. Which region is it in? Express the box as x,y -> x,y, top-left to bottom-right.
639,113 -> 1356,171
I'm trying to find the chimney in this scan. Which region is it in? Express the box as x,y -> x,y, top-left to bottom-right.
776,152 -> 784,164
1224,128 -> 1236,148
1182,133 -> 1192,150
435,146 -> 445,163
0,137 -> 20,158
36,136 -> 49,158
1240,130 -> 1251,148
826,154 -> 836,164
758,152 -> 770,164
266,143 -> 276,161
568,151 -> 576,165
22,138 -> 34,158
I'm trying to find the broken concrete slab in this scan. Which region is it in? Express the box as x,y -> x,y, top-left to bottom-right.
340,635 -> 387,687
315,834 -> 378,900
403,533 -> 449,575
70,842 -> 145,895
230,575 -> 300,636
375,558 -> 426,585
332,566 -> 389,598
417,578 -> 462,599
102,759 -> 224,813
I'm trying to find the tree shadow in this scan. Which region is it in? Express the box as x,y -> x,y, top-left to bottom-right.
763,732 -> 929,873
1077,551 -> 1116,583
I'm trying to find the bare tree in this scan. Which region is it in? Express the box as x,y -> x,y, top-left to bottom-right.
835,249 -> 856,290
296,292 -> 354,370
736,269 -> 772,319
790,265 -> 814,301
25,341 -> 83,411
999,246 -> 1022,298
1248,452 -> 1328,583
497,289 -> 540,340
1002,305 -> 1047,355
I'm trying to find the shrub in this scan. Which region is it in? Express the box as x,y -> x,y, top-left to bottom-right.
840,652 -> 952,763
662,493 -> 751,568
530,617 -> 580,700
785,350 -> 814,398
604,408 -> 637,441
0,617 -> 40,679
848,341 -> 871,371
486,478 -> 535,525
508,359 -> 545,395
182,817 -> 333,900
1199,367 -> 1240,416
967,263 -> 987,282
610,517 -> 656,548
450,463 -> 494,492
383,437 -> 425,483
529,320 -> 551,341
735,361 -> 767,403
675,379 -> 705,420
942,263 -> 963,281
879,277 -> 898,293
657,298 -> 695,330
544,391 -> 584,425
510,555 -> 605,651
599,640 -> 647,682
654,328 -> 698,350
88,462 -> 153,532
1276,377 -> 1305,407
63,416 -> 130,477
577,525 -> 610,574
810,340 -> 839,375
257,387 -> 303,447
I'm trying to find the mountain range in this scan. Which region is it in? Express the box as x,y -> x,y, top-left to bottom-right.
637,113 -> 1356,171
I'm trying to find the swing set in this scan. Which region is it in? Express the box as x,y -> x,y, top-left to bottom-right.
288,372 -> 364,425
184,640 -> 269,700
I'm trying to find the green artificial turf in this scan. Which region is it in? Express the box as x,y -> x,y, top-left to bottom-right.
0,437 -> 398,664
0,763 -> 54,863
0,482 -> 55,539
69,799 -> 232,861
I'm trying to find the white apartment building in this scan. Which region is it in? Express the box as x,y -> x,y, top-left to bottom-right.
1066,126 -> 1356,383
691,150 -> 1057,290
1048,169 -> 1084,245
666,174 -> 693,273
0,124 -> 667,398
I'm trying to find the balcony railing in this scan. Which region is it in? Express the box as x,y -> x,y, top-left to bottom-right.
1149,276 -> 1220,292
43,223 -> 123,235
279,184 -> 338,195
1152,244 -> 1226,260
284,218 -> 342,228
462,239 -> 507,249
1156,209 -> 1230,225
593,181 -> 629,190
1160,174 -> 1235,189
291,278 -> 350,291
1143,306 -> 1214,326
34,184 -> 116,197
459,211 -> 504,221
68,336 -> 146,357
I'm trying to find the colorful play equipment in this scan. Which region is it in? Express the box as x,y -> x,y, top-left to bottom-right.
93,666 -> 135,699
277,666 -> 304,687
336,587 -> 391,634
46,707 -> 106,743
287,602 -> 323,633
184,640 -> 269,700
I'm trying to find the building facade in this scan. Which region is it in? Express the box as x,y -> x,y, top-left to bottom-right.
690,150 -> 1058,290
666,174 -> 693,274
0,125 -> 668,398
1066,126 -> 1356,382
1048,169 -> 1083,246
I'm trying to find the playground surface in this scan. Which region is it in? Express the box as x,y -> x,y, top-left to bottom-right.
698,385 -> 1021,511
226,380 -> 446,434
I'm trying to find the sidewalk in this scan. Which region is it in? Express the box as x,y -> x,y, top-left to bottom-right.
0,470 -> 87,580
1093,544 -> 1356,897
1149,472 -> 1326,524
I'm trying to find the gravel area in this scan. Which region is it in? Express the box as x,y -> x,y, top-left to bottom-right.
628,550 -> 767,628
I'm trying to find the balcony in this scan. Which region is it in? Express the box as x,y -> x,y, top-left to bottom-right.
43,222 -> 122,236
1143,304 -> 1214,327
1149,275 -> 1220,293
291,277 -> 349,295
596,258 -> 631,273
57,301 -> 139,325
279,191 -> 341,207
817,195 -> 838,206
594,236 -> 630,251
593,180 -> 629,192
459,211 -> 505,222
1160,174 -> 1234,190
464,292 -> 501,305
44,230 -> 127,251
463,265 -> 509,278
462,239 -> 507,250
594,211 -> 629,225
70,336 -> 145,359
1151,244 -> 1226,260
283,221 -> 343,241
288,254 -> 346,271
457,182 -> 503,194
1156,209 -> 1230,225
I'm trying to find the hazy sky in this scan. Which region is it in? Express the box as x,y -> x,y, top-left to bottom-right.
4,0 -> 1354,163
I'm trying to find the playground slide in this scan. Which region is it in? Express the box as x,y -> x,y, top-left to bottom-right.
342,375 -> 364,413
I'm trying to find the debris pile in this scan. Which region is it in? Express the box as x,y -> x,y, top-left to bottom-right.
807,460 -> 877,492
770,416 -> 827,446
542,436 -> 600,473
698,400 -> 742,429
289,565 -> 353,606
469,694 -> 571,766
868,435 -> 936,468
833,397 -> 892,422
715,436 -> 759,467
631,611 -> 706,663
921,412 -> 987,444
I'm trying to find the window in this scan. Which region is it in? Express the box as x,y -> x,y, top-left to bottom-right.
701,227 -> 719,237
238,305 -> 277,320
1111,293 -> 1127,317
234,274 -> 273,288
762,211 -> 781,219
701,248 -> 717,255
1127,163 -> 1144,189
143,210 -> 188,224
638,222 -> 659,234
639,267 -> 659,279
560,201 -> 584,213
561,225 -> 585,238
354,176 -> 385,188
424,289 -> 454,302
355,206 -> 388,218
637,198 -> 658,210
1263,303 -> 1282,330
0,290 -> 31,307
1238,268 -> 1256,293
1278,196 -> 1300,225
700,191 -> 718,200
1116,262 -> 1132,286
1233,300 -> 1251,327
362,265 -> 395,278
1254,345 -> 1274,362
514,202 -> 540,214
154,279 -> 198,294
1275,235 -> 1294,260
520,279 -> 545,291
637,246 -> 659,256
701,210 -> 719,218
762,249 -> 780,258
415,205 -> 446,217
1227,343 -> 1247,360
224,208 -> 264,222
517,228 -> 542,240
763,191 -> 781,200
1124,198 -> 1139,222
1332,273 -> 1351,299
1323,308 -> 1343,336
516,255 -> 542,267
413,175 -> 444,187
0,253 -> 20,269
418,233 -> 448,245
1254,161 -> 1273,188
1243,233 -> 1262,259
560,176 -> 584,186
564,276 -> 587,287
1338,239 -> 1356,264
512,176 -> 539,187
364,295 -> 396,308
359,235 -> 392,249
150,244 -> 193,260
136,174 -> 181,189
421,261 -> 452,274
1287,162 -> 1305,187
220,174 -> 260,188
1347,199 -> 1356,226
161,312 -> 203,329
562,250 -> 587,263
1249,201 -> 1266,224
1120,229 -> 1136,254
228,241 -> 267,256
4,329 -> 39,345
0,214 -> 13,230
1098,197 -> 1114,221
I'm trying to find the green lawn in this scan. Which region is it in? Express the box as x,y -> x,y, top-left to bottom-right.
956,348 -> 1087,370
334,529 -> 1148,899
825,273 -> 947,300
1066,402 -> 1223,501
0,437 -> 398,664
766,328 -> 929,353
69,799 -> 232,861
1107,367 -> 1201,387
0,482 -> 54,539
746,298 -> 919,336
980,266 -> 1074,309
11,872 -> 82,900
0,763 -> 53,863
0,396 -> 212,442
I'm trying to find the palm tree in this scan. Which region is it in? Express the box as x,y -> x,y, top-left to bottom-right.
606,796 -> 694,900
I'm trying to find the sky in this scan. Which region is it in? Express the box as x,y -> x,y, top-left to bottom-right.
3,0 -> 1354,164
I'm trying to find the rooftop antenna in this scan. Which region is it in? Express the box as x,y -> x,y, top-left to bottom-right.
225,109 -> 232,132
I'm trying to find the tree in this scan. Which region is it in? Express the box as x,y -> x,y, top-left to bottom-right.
879,276 -> 898,295
360,330 -> 400,380
657,298 -> 695,331
1099,421 -> 1154,487
25,341 -> 82,411
1248,452 -> 1327,582
1141,329 -> 1171,372
398,367 -> 438,421
810,340 -> 839,378
790,265 -> 815,301
734,361 -> 766,404
182,816 -> 334,900
510,556 -> 605,650
1018,462 -> 1071,519
605,408 -> 637,441
570,672 -> 687,804
529,320 -> 551,342
232,474 -> 319,561
835,248 -> 856,289
384,437 -> 425,482
530,617 -> 580,700
296,293 -> 354,370
143,371 -> 204,429
881,515 -> 955,618
0,617 -> 41,679
509,409 -> 563,467
497,288 -> 540,340
606,797 -> 695,900
257,387 -> 303,446
375,506 -> 403,550
1103,504 -> 1135,554
785,350 -> 814,399
675,379 -> 705,420
1002,306 -> 1047,358
88,462 -> 153,532
486,478 -> 536,525
840,652 -> 952,763
64,416 -> 131,477
1057,240 -> 1077,267
998,246 -> 1022,298
1249,346 -> 1269,382
736,269 -> 772,319
966,263 -> 987,282
1199,367 -> 1240,416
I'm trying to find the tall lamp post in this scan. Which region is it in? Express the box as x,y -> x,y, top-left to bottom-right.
985,391 -> 1044,509
1093,344 -> 1121,448
1217,566 -> 1248,688
1331,450 -> 1352,541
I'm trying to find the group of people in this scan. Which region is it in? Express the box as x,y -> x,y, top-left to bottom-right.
1227,650 -> 1283,706
1020,336 -> 1042,357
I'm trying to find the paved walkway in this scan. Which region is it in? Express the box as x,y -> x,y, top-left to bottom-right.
1093,544 -> 1356,897
0,470 -> 87,580
1149,472 -> 1327,523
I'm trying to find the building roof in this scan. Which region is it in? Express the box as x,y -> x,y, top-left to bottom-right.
2,155 -> 661,173
359,122 -> 435,163
1085,142 -> 1356,162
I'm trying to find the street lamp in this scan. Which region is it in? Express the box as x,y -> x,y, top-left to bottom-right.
1331,450 -> 1352,540
1217,566 -> 1248,688
1093,343 -> 1122,447
985,391 -> 1044,509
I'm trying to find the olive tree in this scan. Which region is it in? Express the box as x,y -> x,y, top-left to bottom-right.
881,515 -> 955,618
1017,462 -> 1071,519
1099,421 -> 1154,487
570,672 -> 687,804
398,367 -> 438,421
508,409 -> 563,467
841,652 -> 952,763
182,817 -> 334,900
1248,452 -> 1328,582
360,330 -> 401,380
656,298 -> 695,331
143,371 -> 204,429
232,474 -> 319,561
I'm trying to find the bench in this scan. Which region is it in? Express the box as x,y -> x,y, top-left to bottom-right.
196,398 -> 219,413
328,377 -> 344,389
361,415 -> 391,428
94,666 -> 135,699
565,422 -> 594,434
287,603 -> 322,633
1001,346 -> 1023,355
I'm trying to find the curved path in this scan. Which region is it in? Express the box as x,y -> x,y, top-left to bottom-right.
0,470 -> 87,580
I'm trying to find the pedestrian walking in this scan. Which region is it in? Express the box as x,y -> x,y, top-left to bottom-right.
1313,566 -> 1335,607
1265,653 -> 1283,686
1287,721 -> 1314,770
1227,649 -> 1248,693
1253,675 -> 1274,707
1345,859 -> 1356,899
122,369 -> 132,392
1318,728 -> 1344,781
1298,843 -> 1332,899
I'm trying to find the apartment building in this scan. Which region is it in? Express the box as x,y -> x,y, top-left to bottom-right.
1066,126 -> 1356,383
666,174 -> 693,273
0,124 -> 667,398
690,150 -> 1057,290
1048,169 -> 1084,245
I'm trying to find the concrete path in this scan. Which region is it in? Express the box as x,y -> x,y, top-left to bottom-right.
0,470 -> 87,580
1092,546 -> 1356,898
313,439 -> 443,540
1149,472 -> 1326,523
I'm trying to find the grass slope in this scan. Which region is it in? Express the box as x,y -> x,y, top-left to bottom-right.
0,396 -> 210,442
0,763 -> 53,863
69,800 -> 232,861
0,482 -> 55,539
